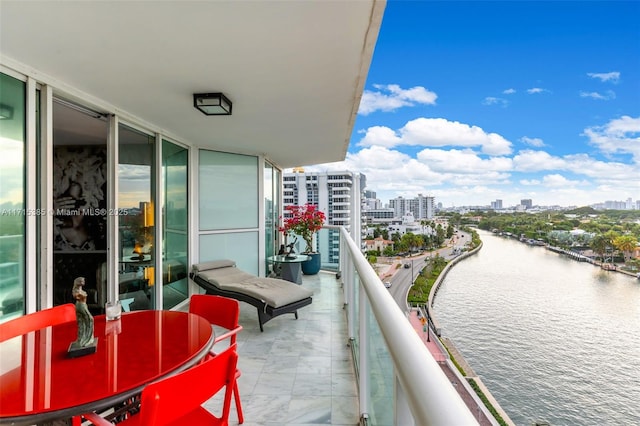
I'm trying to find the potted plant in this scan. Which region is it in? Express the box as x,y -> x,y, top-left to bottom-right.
280,203 -> 326,275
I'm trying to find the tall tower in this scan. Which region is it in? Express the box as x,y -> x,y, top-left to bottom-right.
283,170 -> 366,262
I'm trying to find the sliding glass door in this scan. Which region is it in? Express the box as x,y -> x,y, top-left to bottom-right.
118,124 -> 155,311
162,140 -> 188,309
52,99 -> 108,314
0,72 -> 26,321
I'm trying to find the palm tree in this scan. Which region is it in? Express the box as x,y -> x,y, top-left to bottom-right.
401,232 -> 422,253
613,235 -> 638,263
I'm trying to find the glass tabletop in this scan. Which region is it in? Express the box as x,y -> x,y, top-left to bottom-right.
269,254 -> 311,263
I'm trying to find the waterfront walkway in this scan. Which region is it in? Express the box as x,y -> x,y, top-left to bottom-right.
408,309 -> 498,426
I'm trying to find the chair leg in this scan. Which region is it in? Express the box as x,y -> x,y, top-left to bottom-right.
233,381 -> 244,424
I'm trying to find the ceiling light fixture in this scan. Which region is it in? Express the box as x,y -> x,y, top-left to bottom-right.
193,93 -> 232,116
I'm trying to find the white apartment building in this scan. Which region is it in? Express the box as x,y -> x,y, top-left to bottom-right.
283,170 -> 366,262
388,193 -> 435,220
364,208 -> 396,225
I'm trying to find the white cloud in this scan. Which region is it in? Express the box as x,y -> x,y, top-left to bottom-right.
587,71 -> 620,83
527,87 -> 548,94
520,136 -> 545,147
541,174 -> 577,188
358,117 -> 513,156
483,97 -> 509,107
563,153 -> 639,180
344,145 -> 411,170
512,150 -> 567,171
579,90 -> 616,100
357,126 -> 402,148
416,148 -> 513,173
358,84 -> 437,115
582,115 -> 640,162
303,115 -> 640,207
332,145 -> 446,191
503,88 -> 516,94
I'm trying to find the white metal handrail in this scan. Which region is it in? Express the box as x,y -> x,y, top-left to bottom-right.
337,226 -> 478,425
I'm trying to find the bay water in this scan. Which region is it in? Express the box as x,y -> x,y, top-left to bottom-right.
433,230 -> 640,425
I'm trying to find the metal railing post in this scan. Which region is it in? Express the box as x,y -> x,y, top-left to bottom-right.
359,278 -> 370,421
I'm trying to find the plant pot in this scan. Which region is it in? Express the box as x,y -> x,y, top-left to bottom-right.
301,252 -> 321,275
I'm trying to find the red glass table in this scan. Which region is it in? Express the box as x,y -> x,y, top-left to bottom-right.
0,310 -> 214,425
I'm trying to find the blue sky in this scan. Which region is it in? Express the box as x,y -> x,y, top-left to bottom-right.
310,1 -> 640,208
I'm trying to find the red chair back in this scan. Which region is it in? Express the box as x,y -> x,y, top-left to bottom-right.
189,294 -> 245,424
139,344 -> 238,425
0,304 -> 76,343
189,295 -> 241,345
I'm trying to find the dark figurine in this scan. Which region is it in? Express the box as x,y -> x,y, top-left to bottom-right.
285,237 -> 297,259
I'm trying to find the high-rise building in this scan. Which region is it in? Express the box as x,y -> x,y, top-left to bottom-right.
363,190 -> 382,210
491,199 -> 503,210
604,200 -> 627,210
521,199 -> 533,209
283,170 -> 366,261
388,193 -> 435,220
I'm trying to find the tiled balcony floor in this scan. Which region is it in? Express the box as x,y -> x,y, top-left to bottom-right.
201,271 -> 359,426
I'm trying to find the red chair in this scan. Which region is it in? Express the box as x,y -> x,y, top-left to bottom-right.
82,344 -> 239,426
0,303 -> 76,343
189,294 -> 244,424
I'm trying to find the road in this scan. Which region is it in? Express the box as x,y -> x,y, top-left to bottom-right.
386,230 -> 470,312
383,230 -> 498,425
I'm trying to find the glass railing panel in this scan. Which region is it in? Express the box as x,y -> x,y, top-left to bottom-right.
317,227 -> 339,272
335,225 -> 479,425
366,301 -> 394,425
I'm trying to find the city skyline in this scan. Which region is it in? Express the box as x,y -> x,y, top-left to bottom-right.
299,1 -> 640,208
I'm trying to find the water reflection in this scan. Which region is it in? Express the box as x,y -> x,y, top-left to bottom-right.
433,230 -> 640,425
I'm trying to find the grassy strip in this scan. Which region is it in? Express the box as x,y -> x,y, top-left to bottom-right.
468,378 -> 508,426
443,345 -> 466,376
407,257 -> 446,305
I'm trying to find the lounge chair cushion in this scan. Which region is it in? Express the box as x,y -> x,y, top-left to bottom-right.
192,259 -> 237,272
193,261 -> 313,308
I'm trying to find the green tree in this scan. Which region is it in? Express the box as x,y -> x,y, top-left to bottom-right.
613,235 -> 638,263
435,224 -> 446,247
383,246 -> 395,257
590,234 -> 609,261
446,223 -> 454,238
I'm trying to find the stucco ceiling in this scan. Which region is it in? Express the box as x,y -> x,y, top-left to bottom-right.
0,0 -> 385,169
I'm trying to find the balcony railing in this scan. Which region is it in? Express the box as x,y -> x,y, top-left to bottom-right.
317,226 -> 478,425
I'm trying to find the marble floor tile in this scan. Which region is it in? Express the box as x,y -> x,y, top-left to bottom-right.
200,271 -> 359,426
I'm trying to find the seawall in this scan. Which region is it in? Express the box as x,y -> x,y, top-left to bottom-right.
426,241 -> 516,426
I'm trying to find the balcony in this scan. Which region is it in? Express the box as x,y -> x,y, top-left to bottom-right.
206,270 -> 359,424
202,227 -> 482,425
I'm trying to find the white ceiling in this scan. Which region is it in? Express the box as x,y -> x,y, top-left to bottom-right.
0,0 -> 385,169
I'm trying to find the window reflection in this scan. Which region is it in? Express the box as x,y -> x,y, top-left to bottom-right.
0,73 -> 25,321
118,124 -> 154,311
162,140 -> 188,309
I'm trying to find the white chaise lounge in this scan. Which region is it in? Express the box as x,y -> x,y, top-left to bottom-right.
190,260 -> 314,332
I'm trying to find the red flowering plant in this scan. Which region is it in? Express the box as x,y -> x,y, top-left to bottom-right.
279,204 -> 326,253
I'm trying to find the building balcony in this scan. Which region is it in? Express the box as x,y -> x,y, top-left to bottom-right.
200,227 -> 485,425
